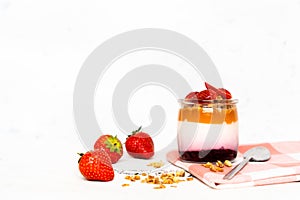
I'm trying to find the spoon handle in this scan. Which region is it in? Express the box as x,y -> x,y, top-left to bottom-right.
223,157 -> 251,180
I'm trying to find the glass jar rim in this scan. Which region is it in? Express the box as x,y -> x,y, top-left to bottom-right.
178,99 -> 238,105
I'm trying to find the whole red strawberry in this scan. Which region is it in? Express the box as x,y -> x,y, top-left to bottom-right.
78,149 -> 114,181
125,126 -> 154,159
94,135 -> 123,164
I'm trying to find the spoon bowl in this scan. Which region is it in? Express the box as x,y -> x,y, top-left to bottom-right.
223,146 -> 271,180
244,146 -> 271,161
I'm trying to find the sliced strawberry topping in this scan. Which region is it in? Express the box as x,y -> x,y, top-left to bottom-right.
204,82 -> 232,99
185,92 -> 200,100
197,89 -> 217,100
184,83 -> 232,102
204,82 -> 219,94
218,88 -> 232,99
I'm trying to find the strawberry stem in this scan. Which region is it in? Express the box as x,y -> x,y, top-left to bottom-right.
127,126 -> 142,139
77,152 -> 84,163
104,136 -> 122,154
132,126 -> 142,134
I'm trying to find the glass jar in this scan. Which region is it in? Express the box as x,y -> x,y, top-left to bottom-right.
177,99 -> 238,162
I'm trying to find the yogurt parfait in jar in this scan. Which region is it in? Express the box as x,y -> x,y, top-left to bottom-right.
177,82 -> 238,162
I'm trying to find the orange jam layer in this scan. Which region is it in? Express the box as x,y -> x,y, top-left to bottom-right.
178,106 -> 238,124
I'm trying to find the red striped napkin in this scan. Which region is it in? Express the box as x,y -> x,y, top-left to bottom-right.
167,141 -> 300,189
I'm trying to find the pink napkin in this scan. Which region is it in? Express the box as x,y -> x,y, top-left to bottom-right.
167,141 -> 300,189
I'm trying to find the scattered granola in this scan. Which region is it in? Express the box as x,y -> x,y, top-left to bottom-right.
141,172 -> 147,176
124,175 -> 141,182
176,170 -> 185,177
202,162 -> 213,168
154,184 -> 166,189
216,160 -> 224,168
202,160 -> 232,173
147,160 -> 164,168
224,160 -> 232,167
122,170 -> 191,189
209,165 -> 218,172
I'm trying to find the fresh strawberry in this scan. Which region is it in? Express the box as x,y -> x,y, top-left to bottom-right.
204,82 -> 220,94
185,91 -> 200,101
218,88 -> 232,99
94,135 -> 123,164
204,82 -> 232,99
197,89 -> 217,100
125,126 -> 154,159
78,149 -> 114,181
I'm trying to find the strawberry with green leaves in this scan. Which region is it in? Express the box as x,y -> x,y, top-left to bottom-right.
94,135 -> 123,164
78,149 -> 114,181
125,126 -> 154,159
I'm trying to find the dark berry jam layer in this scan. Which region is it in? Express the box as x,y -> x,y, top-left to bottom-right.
179,149 -> 237,163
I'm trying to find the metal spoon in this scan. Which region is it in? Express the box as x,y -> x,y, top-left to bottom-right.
223,146 -> 271,180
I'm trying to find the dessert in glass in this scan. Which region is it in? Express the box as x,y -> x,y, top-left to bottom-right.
177,82 -> 238,162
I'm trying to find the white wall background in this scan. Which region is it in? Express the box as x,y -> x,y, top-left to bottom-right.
0,0 -> 300,199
